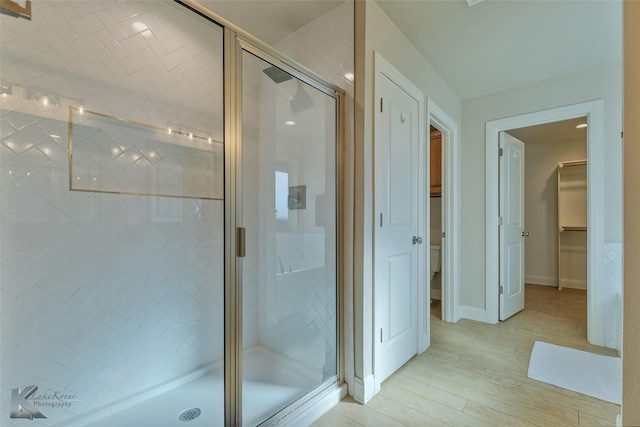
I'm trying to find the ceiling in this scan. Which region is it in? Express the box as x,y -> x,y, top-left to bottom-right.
507,117 -> 587,145
197,0 -> 622,101
376,0 -> 623,100
197,0 -> 344,45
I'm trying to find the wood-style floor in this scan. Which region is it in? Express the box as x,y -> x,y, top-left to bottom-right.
313,284 -> 620,427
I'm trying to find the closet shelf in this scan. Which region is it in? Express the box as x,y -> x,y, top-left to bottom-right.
557,160 -> 587,291
558,159 -> 587,168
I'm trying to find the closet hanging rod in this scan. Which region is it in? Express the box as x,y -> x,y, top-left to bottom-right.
558,159 -> 587,168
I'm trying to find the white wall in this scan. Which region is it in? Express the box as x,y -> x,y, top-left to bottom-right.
460,63 -> 622,311
353,0 -> 461,402
523,138 -> 586,287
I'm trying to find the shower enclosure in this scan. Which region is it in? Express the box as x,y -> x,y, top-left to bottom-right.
0,1 -> 341,426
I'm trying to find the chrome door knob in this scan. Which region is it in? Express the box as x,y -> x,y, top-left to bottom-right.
412,236 -> 423,245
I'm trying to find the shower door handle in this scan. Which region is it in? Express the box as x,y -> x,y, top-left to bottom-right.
412,236 -> 423,245
237,227 -> 246,257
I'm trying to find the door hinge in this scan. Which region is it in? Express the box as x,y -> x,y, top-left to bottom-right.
621,131 -> 624,139
380,212 -> 383,227
499,285 -> 504,294
237,227 -> 246,257
380,98 -> 383,113
499,147 -> 504,157
442,231 -> 446,238
498,217 -> 504,226
380,328 -> 383,343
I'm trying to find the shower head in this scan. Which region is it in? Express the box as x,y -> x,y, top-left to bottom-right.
289,82 -> 314,114
262,66 -> 293,84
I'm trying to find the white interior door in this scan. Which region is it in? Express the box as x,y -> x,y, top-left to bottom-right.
374,73 -> 420,383
499,132 -> 526,320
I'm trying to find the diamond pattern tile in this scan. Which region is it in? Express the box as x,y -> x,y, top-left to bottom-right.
1,0 -> 225,421
1,1 -> 224,142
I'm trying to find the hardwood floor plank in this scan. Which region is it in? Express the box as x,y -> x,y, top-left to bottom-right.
310,408 -> 364,427
333,397 -> 406,427
366,394 -> 450,427
461,401 -> 538,427
384,373 -> 468,411
380,382 -> 495,427
397,362 -> 579,426
578,410 -> 618,426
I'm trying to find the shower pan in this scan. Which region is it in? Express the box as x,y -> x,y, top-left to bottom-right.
0,1 -> 341,426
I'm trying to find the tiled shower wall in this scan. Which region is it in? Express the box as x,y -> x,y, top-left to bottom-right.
1,1 -> 224,423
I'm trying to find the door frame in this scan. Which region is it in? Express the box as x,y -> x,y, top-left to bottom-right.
427,100 -> 460,323
215,14 -> 347,425
373,52 -> 427,393
485,100 -> 605,346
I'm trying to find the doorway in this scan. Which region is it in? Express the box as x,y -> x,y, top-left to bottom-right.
497,119 -> 588,322
427,99 -> 460,324
429,125 -> 444,316
485,100 -> 606,346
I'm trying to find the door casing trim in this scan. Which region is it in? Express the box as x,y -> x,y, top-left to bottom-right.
485,100 -> 605,346
427,99 -> 460,324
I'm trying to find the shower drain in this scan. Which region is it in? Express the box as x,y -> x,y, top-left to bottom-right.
177,407 -> 201,422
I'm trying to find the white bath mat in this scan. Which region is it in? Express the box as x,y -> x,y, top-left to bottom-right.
527,341 -> 621,404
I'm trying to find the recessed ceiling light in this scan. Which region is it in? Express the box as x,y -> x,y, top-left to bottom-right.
132,22 -> 152,37
576,123 -> 588,129
132,22 -> 148,32
285,121 -> 296,126
1,83 -> 12,97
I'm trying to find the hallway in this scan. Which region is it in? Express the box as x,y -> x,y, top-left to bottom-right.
315,285 -> 619,426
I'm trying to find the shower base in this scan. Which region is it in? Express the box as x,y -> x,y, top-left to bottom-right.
64,347 -> 319,427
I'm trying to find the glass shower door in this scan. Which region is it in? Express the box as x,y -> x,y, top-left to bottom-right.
240,50 -> 338,425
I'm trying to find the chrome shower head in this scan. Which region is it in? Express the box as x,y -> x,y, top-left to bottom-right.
262,66 -> 292,84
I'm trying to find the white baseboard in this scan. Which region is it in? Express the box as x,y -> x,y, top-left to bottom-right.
525,274 -> 558,287
560,278 -> 587,290
352,374 -> 375,404
459,305 -> 486,322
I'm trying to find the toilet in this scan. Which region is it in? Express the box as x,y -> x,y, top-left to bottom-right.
430,245 -> 441,280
